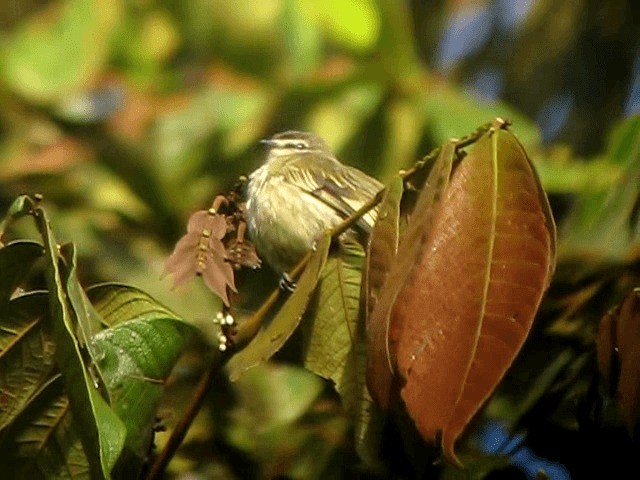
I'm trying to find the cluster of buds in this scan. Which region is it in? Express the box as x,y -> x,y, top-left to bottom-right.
213,310 -> 236,352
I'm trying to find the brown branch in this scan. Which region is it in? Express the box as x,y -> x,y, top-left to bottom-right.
146,351 -> 222,480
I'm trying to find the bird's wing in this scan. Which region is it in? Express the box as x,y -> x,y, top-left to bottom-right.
278,154 -> 382,231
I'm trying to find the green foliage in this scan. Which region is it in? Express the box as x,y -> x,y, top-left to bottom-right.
1,0 -> 639,478
0,197 -> 195,478
560,115 -> 640,259
302,240 -> 383,465
2,0 -> 121,104
224,363 -> 343,479
89,284 -> 194,457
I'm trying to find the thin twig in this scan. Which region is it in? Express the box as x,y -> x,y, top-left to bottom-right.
146,351 -> 221,480
399,120 -> 494,183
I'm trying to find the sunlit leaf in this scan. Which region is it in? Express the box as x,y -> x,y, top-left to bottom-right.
114,9 -> 180,79
390,126 -> 555,464
226,234 -> 331,381
381,100 -> 426,178
281,0 -> 322,80
307,83 -> 384,154
88,283 -> 196,457
376,0 -> 421,79
154,84 -> 273,193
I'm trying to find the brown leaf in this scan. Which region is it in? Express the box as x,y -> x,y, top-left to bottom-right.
596,306 -> 618,391
163,232 -> 200,287
164,209 -> 236,305
226,238 -> 261,269
366,142 -> 455,409
389,125 -> 556,464
597,288 -> 640,437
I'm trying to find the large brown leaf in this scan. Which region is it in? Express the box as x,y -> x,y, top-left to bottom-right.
366,143 -> 455,409
390,125 -> 556,464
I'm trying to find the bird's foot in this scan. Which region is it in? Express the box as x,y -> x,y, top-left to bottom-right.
279,273 -> 296,292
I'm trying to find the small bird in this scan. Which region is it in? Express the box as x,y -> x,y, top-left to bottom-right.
245,131 -> 383,275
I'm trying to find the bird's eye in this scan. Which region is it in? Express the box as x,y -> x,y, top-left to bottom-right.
296,142 -> 306,150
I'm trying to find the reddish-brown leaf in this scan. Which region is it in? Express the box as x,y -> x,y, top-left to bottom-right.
390,126 -> 555,464
164,210 -> 237,305
366,143 -> 455,409
596,288 -> 640,437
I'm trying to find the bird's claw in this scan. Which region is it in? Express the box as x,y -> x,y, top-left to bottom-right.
279,273 -> 296,292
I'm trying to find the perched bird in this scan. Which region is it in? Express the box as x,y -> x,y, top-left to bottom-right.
245,131 -> 383,275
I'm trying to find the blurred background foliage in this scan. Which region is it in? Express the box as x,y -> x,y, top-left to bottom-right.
0,0 -> 639,478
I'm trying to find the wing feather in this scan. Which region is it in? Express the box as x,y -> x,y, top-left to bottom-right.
278,153 -> 383,231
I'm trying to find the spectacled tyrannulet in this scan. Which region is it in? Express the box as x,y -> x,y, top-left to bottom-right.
246,131 -> 383,274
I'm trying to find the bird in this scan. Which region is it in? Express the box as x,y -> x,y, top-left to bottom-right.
245,130 -> 383,276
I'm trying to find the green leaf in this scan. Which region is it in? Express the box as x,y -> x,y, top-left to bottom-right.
381,100 -> 426,179
227,363 -> 325,436
226,234 -> 332,381
560,115 -> 640,259
0,241 -> 43,306
2,0 -> 122,104
534,155 -> 622,194
87,283 -> 195,457
0,195 -> 38,241
33,206 -> 125,479
0,376 -> 91,479
303,240 -> 383,465
59,243 -> 110,400
87,283 -> 183,328
0,293 -> 55,431
376,0 -> 421,78
0,282 -> 193,473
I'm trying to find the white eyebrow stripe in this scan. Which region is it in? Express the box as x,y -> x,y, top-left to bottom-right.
272,139 -> 310,148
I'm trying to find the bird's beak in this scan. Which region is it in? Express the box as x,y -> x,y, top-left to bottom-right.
260,139 -> 277,147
